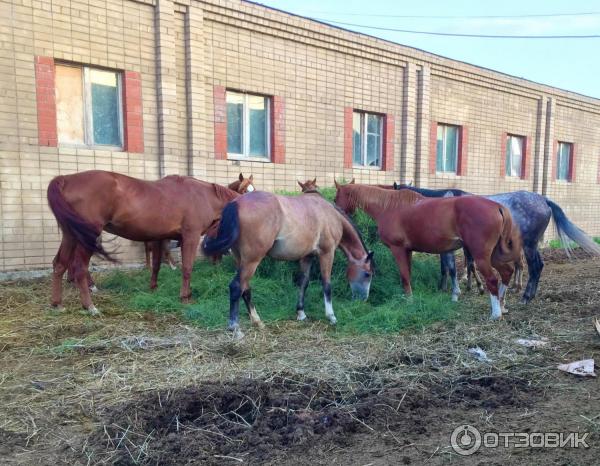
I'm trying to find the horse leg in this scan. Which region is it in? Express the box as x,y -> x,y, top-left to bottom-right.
51,236 -> 76,310
495,262 -> 515,315
390,246 -> 413,297
318,252 -> 337,325
439,254 -> 449,291
521,245 -> 543,303
447,253 -> 461,302
179,233 -> 201,303
71,247 -> 100,315
465,249 -> 484,294
296,256 -> 313,321
149,240 -> 162,290
144,242 -> 151,269
474,258 -> 502,320
240,260 -> 264,329
163,239 -> 177,270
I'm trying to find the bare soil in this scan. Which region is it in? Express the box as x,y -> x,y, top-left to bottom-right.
1,250 -> 599,465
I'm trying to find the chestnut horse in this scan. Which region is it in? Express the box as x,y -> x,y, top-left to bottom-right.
297,178 -> 319,193
334,182 -> 522,319
142,173 -> 255,270
202,191 -> 374,337
47,170 -> 240,314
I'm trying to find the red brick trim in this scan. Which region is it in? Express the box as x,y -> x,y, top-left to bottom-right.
522,136 -> 531,180
122,71 -> 144,153
271,95 -> 285,164
382,113 -> 395,171
343,107 -> 353,169
457,125 -> 468,176
213,85 -> 227,160
500,132 -> 508,177
569,143 -> 576,182
429,121 -> 438,175
35,56 -> 57,147
552,140 -> 558,180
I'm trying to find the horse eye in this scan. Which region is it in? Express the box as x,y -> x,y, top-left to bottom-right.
364,271 -> 371,278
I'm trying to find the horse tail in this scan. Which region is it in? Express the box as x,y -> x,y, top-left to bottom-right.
47,176 -> 117,262
495,206 -> 520,262
545,197 -> 600,256
202,201 -> 240,256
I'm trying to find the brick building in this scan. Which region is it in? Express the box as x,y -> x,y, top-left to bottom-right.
2,0 -> 600,273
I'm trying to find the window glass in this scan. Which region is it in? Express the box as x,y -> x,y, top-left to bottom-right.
557,142 -> 571,180
366,114 -> 381,167
436,125 -> 444,172
55,65 -> 84,145
437,124 -> 458,173
90,69 -> 120,146
352,112 -> 362,165
226,93 -> 244,154
506,135 -> 523,177
248,95 -> 267,157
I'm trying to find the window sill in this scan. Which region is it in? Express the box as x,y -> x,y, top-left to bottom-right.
435,171 -> 460,178
59,143 -> 124,152
227,154 -> 271,163
555,179 -> 572,184
352,165 -> 382,171
504,176 -> 527,181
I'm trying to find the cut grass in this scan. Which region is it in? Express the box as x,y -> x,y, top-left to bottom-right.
548,237 -> 600,249
99,188 -> 460,334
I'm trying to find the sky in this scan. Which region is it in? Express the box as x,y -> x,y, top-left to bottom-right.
255,0 -> 600,98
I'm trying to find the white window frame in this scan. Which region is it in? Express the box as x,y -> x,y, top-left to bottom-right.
226,91 -> 271,162
56,64 -> 124,150
556,141 -> 572,181
436,124 -> 459,174
353,110 -> 383,169
505,134 -> 525,178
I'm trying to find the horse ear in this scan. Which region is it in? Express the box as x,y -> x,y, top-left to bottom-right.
312,177 -> 317,184
334,180 -> 341,189
350,178 -> 355,184
408,180 -> 413,187
239,173 -> 244,181
393,181 -> 398,189
249,174 -> 253,182
366,250 -> 374,262
297,180 -> 304,189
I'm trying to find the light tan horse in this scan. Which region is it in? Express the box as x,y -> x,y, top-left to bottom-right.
334,182 -> 522,320
202,191 -> 374,337
47,170 -> 240,314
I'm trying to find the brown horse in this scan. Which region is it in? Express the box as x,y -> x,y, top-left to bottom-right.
334,182 -> 522,319
202,191 -> 374,337
143,173 -> 255,271
47,170 -> 240,314
297,178 -> 319,193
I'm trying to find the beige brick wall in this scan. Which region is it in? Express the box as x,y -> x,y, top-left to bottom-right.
1,0 -> 599,273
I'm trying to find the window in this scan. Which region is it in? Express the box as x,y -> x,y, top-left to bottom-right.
352,111 -> 383,168
55,64 -> 123,147
556,142 -> 572,181
505,134 -> 524,177
436,124 -> 459,173
226,91 -> 270,159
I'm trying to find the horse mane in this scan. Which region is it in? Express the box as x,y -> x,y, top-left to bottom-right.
344,184 -> 424,212
332,203 -> 369,254
213,183 -> 240,202
228,180 -> 241,191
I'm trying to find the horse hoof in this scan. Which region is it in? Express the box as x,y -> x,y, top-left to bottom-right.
329,316 -> 337,325
297,310 -> 307,321
87,306 -> 101,316
451,294 -> 459,302
253,320 -> 265,330
169,264 -> 177,271
502,307 -> 509,314
50,304 -> 65,313
89,285 -> 98,294
232,327 -> 245,340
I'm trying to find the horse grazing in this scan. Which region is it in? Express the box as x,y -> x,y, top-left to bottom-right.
47,170 -> 240,314
202,191 -> 374,336
394,183 -> 600,303
142,173 -> 256,271
298,178 -> 319,193
334,182 -> 522,319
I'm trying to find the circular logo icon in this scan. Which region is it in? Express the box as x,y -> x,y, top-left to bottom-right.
451,425 -> 482,456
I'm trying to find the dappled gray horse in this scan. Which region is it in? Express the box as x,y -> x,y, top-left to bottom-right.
393,184 -> 600,303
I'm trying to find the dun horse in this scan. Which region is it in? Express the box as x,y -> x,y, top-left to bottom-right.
334,182 -> 522,319
394,183 -> 600,302
202,191 -> 374,336
47,170 -> 240,314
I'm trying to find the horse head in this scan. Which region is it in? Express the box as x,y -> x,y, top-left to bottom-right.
236,173 -> 255,194
334,179 -> 358,214
297,178 -> 318,193
347,250 -> 374,301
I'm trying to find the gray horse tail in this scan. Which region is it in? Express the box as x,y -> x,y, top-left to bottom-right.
545,197 -> 600,256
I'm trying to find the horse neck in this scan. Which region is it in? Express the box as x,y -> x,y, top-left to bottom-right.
212,184 -> 240,210
338,213 -> 367,261
349,187 -> 392,221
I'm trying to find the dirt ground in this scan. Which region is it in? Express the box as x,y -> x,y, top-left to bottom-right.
1,250 -> 599,465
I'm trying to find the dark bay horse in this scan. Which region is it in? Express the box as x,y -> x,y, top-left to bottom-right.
334,182 -> 522,319
47,170 -> 240,314
202,191 -> 374,337
394,183 -> 600,302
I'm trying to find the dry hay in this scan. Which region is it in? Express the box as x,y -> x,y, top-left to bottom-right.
0,250 -> 599,465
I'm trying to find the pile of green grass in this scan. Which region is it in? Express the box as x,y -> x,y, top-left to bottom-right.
548,237 -> 600,249
100,188 -> 460,334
